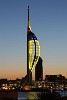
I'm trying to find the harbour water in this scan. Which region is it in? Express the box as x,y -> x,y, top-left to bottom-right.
57,90 -> 67,97
18,92 -> 40,100
18,91 -> 67,100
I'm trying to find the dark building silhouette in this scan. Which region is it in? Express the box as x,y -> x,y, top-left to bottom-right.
35,57 -> 43,81
45,74 -> 66,89
45,74 -> 65,82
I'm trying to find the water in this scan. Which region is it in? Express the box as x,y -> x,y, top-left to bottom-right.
18,91 -> 67,100
18,92 -> 27,100
57,90 -> 67,97
18,92 -> 40,100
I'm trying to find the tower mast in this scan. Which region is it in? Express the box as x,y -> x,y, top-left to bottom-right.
27,6 -> 32,85
28,6 -> 31,32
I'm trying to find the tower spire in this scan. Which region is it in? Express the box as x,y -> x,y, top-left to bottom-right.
28,6 -> 31,32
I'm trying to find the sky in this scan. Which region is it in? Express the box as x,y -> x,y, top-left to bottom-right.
0,0 -> 67,80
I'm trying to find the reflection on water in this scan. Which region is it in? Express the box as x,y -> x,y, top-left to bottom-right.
18,92 -> 27,100
18,92 -> 40,100
57,90 -> 67,97
18,91 -> 67,100
27,92 -> 40,99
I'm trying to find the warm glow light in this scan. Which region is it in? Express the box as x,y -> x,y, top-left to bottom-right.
23,86 -> 31,90
28,39 -> 40,72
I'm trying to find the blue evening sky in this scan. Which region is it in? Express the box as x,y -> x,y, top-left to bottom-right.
0,0 -> 67,79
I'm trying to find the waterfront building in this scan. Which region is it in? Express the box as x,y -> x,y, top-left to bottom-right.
45,74 -> 66,90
